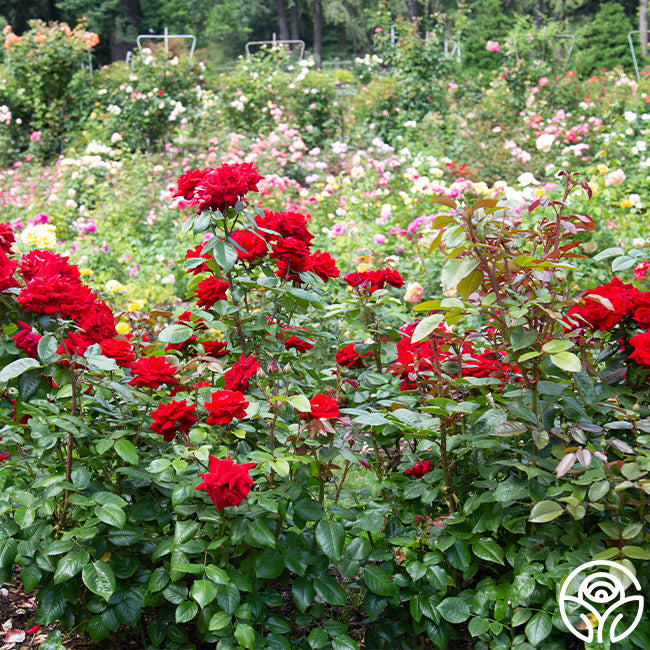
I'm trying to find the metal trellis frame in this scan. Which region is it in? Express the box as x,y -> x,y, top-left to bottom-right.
135,27 -> 196,62
628,31 -> 649,81
245,34 -> 305,59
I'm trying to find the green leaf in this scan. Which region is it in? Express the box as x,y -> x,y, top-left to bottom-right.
314,573 -> 347,606
441,257 -> 479,292
308,628 -> 328,649
205,565 -> 230,585
525,611 -> 552,645
472,538 -> 504,565
114,439 -> 139,465
363,565 -> 394,596
332,635 -> 359,650
208,611 -> 231,631
293,498 -> 325,521
38,335 -> 59,363
38,586 -> 66,625
115,590 -> 144,625
588,480 -> 610,502
148,567 -> 169,593
193,211 -> 211,233
411,314 -> 444,343
248,519 -> 276,548
88,615 -> 110,643
510,328 -> 537,351
0,358 -> 41,382
14,507 -> 35,529
21,563 -> 42,592
54,550 -> 89,584
292,576 -> 315,612
213,239 -> 238,272
82,561 -> 116,601
191,579 -> 218,607
437,596 -> 470,623
216,583 -> 240,614
158,324 -> 194,344
108,528 -> 143,547
175,600 -> 198,623
95,503 -> 126,528
0,538 -> 17,567
549,351 -> 581,373
622,545 -> 650,560
542,339 -> 572,354
19,369 -> 41,400
255,548 -> 284,579
234,623 -> 256,650
288,394 -> 311,412
315,519 -> 345,561
529,500 -> 563,523
468,616 -> 490,637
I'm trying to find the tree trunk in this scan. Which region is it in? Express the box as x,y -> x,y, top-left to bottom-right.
313,0 -> 323,63
276,0 -> 290,41
407,0 -> 419,21
535,0 -> 545,28
641,0 -> 648,58
290,1 -> 299,40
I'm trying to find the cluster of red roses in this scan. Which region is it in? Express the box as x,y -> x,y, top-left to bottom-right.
344,268 -> 405,294
389,321 -> 518,391
174,162 -> 264,214
1,230 -> 117,359
567,276 -> 650,367
335,343 -> 375,369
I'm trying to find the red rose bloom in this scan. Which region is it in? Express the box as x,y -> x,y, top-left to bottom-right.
149,399 -> 198,442
336,343 -> 374,369
406,460 -> 432,478
195,454 -> 256,511
224,353 -> 260,392
384,268 -> 405,288
310,250 -> 340,282
204,390 -> 249,425
11,321 -> 41,358
629,332 -> 650,368
567,277 -> 640,331
77,300 -> 117,343
256,210 -> 314,244
195,275 -> 229,309
282,326 -> 314,353
184,244 -> 214,275
0,250 -> 18,292
20,250 -> 80,284
271,237 -> 313,281
177,163 -> 263,214
18,273 -> 83,315
202,340 -> 229,357
128,356 -> 178,389
0,223 -> 14,253
100,338 -> 135,368
307,394 -> 339,419
230,229 -> 267,262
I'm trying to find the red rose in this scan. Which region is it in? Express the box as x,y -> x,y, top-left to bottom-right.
149,399 -> 198,442
629,332 -> 650,368
77,300 -> 117,343
230,229 -> 267,262
195,454 -> 256,511
174,168 -> 209,202
384,268 -> 404,288
271,237 -> 313,281
129,356 -> 178,389
184,244 -> 214,275
307,393 -> 339,419
256,210 -> 314,244
282,326 -> 314,353
11,321 -> 41,358
567,277 -> 640,331
0,223 -> 14,253
19,250 -> 80,283
0,250 -> 18,292
336,343 -> 374,369
202,340 -> 229,357
204,390 -> 249,425
345,269 -> 385,292
310,250 -> 340,282
178,310 -> 207,330
194,275 -> 229,309
224,353 -> 260,392
100,338 -> 135,368
18,273 -> 83,315
405,460 -> 432,478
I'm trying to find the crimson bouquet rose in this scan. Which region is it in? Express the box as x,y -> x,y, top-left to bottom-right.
195,455 -> 256,511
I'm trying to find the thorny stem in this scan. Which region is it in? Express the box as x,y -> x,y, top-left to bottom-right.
334,460 -> 351,505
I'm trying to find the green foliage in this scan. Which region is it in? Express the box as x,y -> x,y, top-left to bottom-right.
574,2 -> 634,78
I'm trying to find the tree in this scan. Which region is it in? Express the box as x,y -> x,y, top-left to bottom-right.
641,0 -> 648,57
276,0 -> 289,39
313,0 -> 322,61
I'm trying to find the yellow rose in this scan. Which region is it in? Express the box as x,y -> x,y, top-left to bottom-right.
128,300 -> 146,312
597,164 -> 609,175
20,223 -> 57,249
79,268 -> 94,277
105,280 -> 126,294
356,263 -> 371,272
116,322 -> 131,334
620,199 -> 631,208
